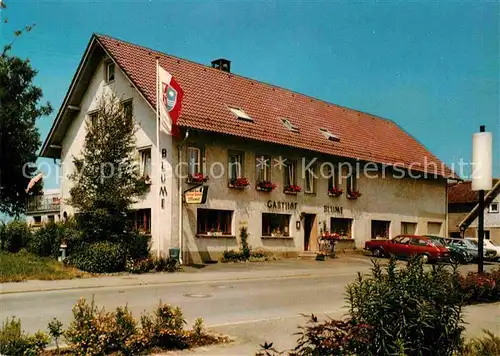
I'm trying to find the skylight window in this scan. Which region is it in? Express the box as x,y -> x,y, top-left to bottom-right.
281,118 -> 299,133
319,128 -> 340,142
228,106 -> 253,122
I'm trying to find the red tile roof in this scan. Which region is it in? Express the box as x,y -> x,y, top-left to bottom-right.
448,182 -> 478,204
93,34 -> 454,178
448,179 -> 500,204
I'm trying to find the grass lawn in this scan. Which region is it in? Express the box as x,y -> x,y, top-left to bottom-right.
0,251 -> 86,283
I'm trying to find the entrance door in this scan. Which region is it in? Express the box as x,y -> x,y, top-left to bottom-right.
304,214 -> 316,251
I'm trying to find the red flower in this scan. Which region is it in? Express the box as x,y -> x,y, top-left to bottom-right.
188,173 -> 208,183
257,181 -> 277,192
328,187 -> 343,196
347,189 -> 362,198
230,177 -> 250,187
285,185 -> 301,193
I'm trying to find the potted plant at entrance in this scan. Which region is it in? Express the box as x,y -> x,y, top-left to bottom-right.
347,189 -> 362,199
328,187 -> 343,197
229,177 -> 250,188
187,173 -> 208,184
316,251 -> 327,261
256,180 -> 277,192
284,185 -> 301,194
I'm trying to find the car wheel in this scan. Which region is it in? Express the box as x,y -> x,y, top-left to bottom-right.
372,248 -> 383,257
419,254 -> 429,264
449,255 -> 459,264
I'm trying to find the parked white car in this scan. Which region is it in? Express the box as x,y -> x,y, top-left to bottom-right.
465,237 -> 500,262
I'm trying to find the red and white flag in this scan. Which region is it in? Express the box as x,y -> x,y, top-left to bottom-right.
157,65 -> 184,135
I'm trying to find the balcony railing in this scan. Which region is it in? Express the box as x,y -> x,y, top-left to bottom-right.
26,196 -> 61,213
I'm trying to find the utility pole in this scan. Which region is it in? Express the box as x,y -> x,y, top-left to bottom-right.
477,125 -> 485,273
472,125 -> 492,274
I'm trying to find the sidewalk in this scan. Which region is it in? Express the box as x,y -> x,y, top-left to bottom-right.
160,302 -> 500,355
0,256 -> 373,295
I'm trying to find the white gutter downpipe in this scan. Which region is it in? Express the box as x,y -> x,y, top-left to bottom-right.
178,130 -> 190,265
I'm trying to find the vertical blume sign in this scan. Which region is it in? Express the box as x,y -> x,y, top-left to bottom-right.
472,130 -> 493,191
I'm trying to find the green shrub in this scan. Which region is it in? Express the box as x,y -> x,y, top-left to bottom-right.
0,222 -> 5,250
75,210 -> 129,244
158,257 -> 179,273
192,318 -> 205,339
65,297 -> 138,355
66,241 -> 125,273
1,220 -> 31,253
140,301 -> 187,349
125,257 -> 153,274
125,256 -> 179,274
460,330 -> 500,356
257,315 -> 373,356
240,227 -> 251,260
47,317 -> 64,352
346,257 -> 465,355
0,317 -> 50,355
28,221 -> 61,257
222,250 -> 245,263
122,231 -> 150,261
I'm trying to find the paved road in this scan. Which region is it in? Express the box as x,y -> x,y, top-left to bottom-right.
0,272 -> 355,334
1,257 -> 498,355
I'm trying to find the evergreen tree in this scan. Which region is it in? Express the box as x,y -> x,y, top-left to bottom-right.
68,93 -> 149,243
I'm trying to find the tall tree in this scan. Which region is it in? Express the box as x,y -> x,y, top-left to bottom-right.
68,93 -> 149,242
0,21 -> 52,216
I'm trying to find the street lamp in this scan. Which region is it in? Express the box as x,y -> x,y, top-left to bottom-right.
471,125 -> 492,273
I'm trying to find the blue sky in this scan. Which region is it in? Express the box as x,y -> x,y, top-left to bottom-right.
2,0 -> 499,189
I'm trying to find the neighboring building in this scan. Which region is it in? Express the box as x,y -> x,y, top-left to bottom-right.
26,189 -> 61,226
40,34 -> 454,264
448,179 -> 500,243
448,180 -> 500,243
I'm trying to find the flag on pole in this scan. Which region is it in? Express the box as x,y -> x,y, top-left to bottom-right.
157,65 -> 184,135
25,172 -> 43,193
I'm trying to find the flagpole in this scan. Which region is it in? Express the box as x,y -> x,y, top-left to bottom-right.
155,57 -> 161,258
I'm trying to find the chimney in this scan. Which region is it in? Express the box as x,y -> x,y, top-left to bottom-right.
211,58 -> 231,73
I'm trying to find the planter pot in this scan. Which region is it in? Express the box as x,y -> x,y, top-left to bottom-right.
229,184 -> 248,189
347,195 -> 358,200
316,254 -> 326,261
188,179 -> 206,184
284,191 -> 298,195
256,186 -> 273,192
328,193 -> 342,197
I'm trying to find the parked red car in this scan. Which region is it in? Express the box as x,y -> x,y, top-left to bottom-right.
364,235 -> 450,263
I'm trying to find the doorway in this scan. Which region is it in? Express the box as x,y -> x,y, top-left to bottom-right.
304,214 -> 316,251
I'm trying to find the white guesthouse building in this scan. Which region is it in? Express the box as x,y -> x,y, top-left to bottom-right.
41,34 -> 455,264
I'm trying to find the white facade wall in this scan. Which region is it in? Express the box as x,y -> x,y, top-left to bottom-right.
59,57 -> 175,255
469,195 -> 500,243
180,135 -> 447,264
470,196 -> 500,229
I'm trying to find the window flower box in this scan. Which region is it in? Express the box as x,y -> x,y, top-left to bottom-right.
229,177 -> 250,188
207,228 -> 223,237
256,180 -> 277,192
271,228 -> 285,237
347,189 -> 362,199
284,185 -> 301,194
187,173 -> 208,184
328,187 -> 343,197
